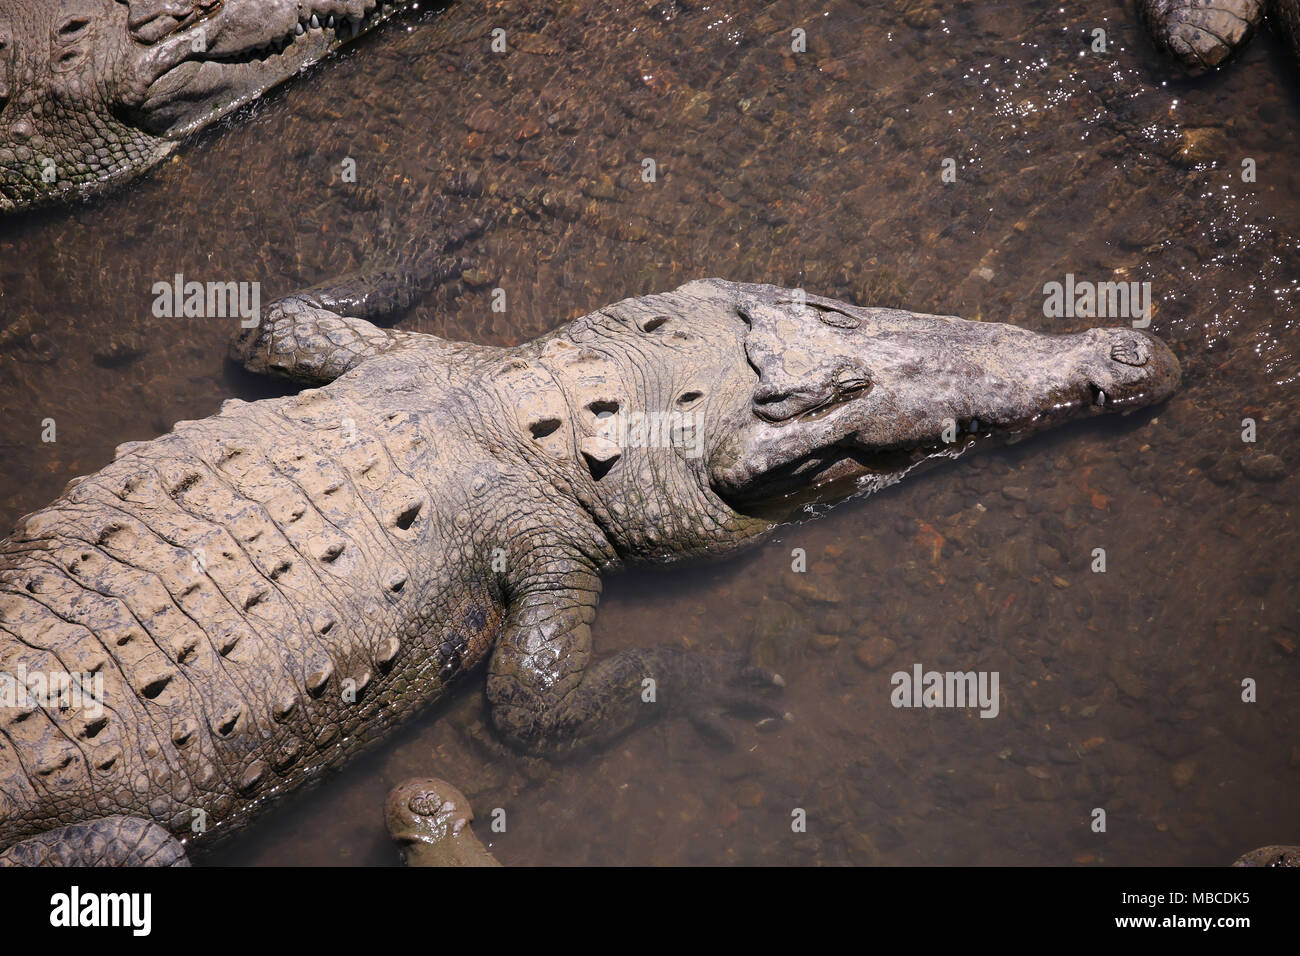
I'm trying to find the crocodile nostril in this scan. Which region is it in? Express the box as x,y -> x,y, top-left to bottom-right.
1110,338 -> 1149,367
814,308 -> 861,330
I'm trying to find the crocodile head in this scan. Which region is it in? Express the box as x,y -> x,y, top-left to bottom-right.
545,280 -> 1181,559
709,285 -> 1183,516
0,0 -> 411,213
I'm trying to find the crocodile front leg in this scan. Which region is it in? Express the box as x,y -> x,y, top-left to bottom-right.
486,554 -> 785,757
230,293 -> 427,385
230,217 -> 486,385
0,816 -> 189,867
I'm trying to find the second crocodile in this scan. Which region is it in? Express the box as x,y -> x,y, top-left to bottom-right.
0,0 -> 417,213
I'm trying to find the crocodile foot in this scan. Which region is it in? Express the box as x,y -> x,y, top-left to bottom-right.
685,652 -> 791,748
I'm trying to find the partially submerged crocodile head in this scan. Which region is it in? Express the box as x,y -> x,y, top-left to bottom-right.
538,279 -> 1181,559
0,0 -> 411,213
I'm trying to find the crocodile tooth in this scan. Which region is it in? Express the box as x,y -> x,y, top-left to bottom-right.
296,22 -> 305,35
310,14 -> 320,28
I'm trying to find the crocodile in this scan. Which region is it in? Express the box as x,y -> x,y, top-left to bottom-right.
0,276 -> 1181,865
0,0 -> 416,214
386,777 -> 499,866
1138,0 -> 1300,71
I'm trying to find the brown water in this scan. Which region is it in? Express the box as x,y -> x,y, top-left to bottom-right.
1,0 -> 1298,866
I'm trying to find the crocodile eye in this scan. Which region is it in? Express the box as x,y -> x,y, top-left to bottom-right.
815,308 -> 860,330
50,16 -> 91,73
833,365 -> 871,394
58,17 -> 90,38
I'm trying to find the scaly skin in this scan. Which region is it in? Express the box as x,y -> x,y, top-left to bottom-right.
0,276 -> 1180,865
0,0 -> 416,214
386,777 -> 500,866
1137,0 -> 1300,71
0,814 -> 188,865
1233,844 -> 1300,865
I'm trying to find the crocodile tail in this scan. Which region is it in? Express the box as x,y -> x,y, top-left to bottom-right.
0,816 -> 189,867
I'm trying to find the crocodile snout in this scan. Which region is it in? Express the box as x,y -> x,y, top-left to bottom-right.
1081,327 -> 1181,413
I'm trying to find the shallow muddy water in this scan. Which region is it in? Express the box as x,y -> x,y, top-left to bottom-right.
1,0 -> 1298,865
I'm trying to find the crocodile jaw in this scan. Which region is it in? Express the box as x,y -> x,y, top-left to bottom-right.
130,1 -> 411,137
0,1 -> 413,212
709,300 -> 1181,513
